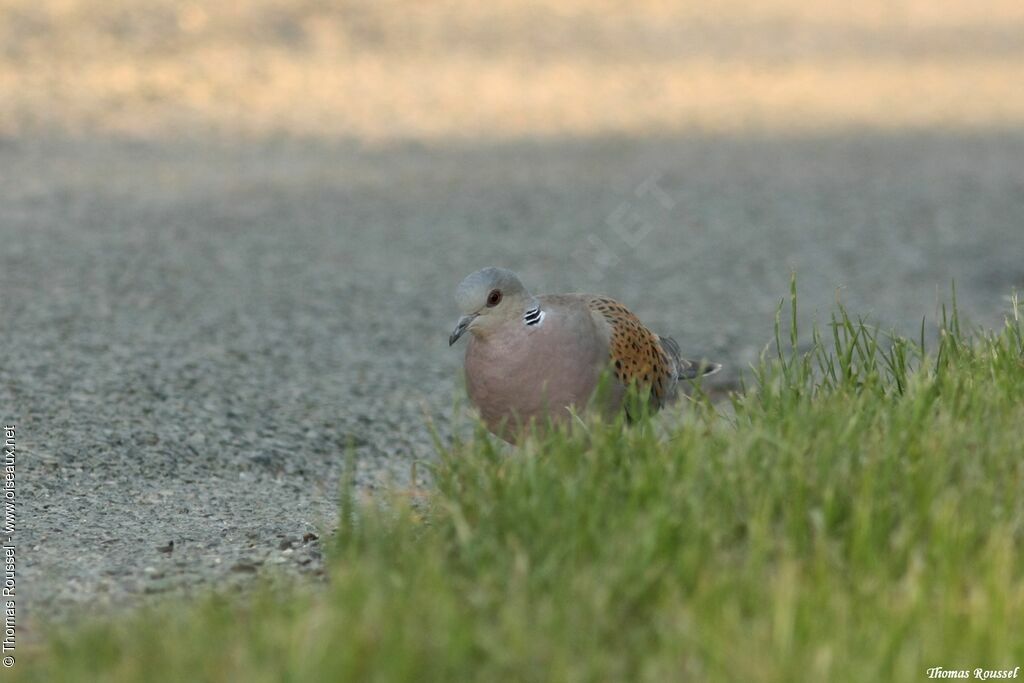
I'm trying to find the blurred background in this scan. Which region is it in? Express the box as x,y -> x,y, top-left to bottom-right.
4,0 -> 1024,620
3,0 -> 1024,137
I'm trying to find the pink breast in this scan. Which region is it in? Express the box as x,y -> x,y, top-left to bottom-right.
465,324 -> 602,439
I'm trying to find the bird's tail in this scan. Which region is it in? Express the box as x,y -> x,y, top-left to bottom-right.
660,335 -> 722,380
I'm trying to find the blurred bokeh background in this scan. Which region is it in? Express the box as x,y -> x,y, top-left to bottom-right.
4,0 -> 1024,620
3,0 -> 1024,137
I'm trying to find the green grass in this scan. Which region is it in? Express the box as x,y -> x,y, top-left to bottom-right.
22,286 -> 1024,682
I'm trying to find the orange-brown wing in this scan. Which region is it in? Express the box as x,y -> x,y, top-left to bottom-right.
587,297 -> 676,406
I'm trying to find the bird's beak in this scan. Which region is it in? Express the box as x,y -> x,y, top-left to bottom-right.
449,314 -> 477,346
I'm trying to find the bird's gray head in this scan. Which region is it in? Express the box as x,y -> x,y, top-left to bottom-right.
449,267 -> 531,345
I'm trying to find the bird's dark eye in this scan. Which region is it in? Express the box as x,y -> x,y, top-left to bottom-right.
486,289 -> 503,307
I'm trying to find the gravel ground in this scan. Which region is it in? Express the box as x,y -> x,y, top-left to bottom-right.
3,130 -> 1023,629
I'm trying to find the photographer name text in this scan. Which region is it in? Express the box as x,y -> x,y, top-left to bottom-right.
3,424 -> 15,668
928,668 -> 1020,680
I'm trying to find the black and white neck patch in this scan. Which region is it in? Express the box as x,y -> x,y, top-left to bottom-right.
523,305 -> 545,327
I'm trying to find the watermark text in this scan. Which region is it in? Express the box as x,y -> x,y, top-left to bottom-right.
927,667 -> 1020,679
3,424 -> 15,669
